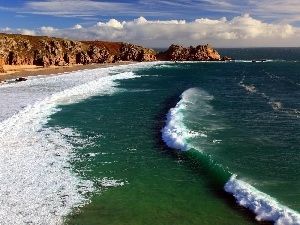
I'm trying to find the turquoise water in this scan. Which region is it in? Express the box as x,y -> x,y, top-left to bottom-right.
59,54 -> 299,224
0,49 -> 299,224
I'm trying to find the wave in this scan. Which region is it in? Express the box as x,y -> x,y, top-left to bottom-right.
225,176 -> 300,225
161,87 -> 213,151
238,74 -> 300,117
161,87 -> 230,185
0,65 -> 146,225
161,87 -> 300,225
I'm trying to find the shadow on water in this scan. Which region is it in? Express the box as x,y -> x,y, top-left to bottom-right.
152,95 -> 273,225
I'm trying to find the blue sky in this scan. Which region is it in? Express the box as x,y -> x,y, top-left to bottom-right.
1,0 -> 300,47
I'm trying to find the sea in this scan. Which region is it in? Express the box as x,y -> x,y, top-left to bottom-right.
0,48 -> 299,225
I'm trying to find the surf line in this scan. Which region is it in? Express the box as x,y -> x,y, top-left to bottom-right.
161,87 -> 300,225
0,70 -> 141,225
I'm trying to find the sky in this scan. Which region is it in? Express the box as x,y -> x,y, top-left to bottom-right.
1,0 -> 300,48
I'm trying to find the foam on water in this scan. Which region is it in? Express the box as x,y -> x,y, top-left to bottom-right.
0,63 -> 152,225
225,176 -> 300,225
162,88 -> 300,225
161,100 -> 189,150
161,88 -> 210,151
0,62 -> 163,121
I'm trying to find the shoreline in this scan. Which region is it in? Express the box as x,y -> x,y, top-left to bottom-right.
0,62 -> 134,82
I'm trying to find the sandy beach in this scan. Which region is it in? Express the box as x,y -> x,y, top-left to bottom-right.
0,62 -> 133,82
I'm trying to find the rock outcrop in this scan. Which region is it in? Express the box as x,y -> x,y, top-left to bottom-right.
0,33 -> 225,73
157,44 -> 221,61
0,33 -> 157,69
15,77 -> 27,82
0,66 -> 5,73
119,43 -> 156,61
221,56 -> 234,61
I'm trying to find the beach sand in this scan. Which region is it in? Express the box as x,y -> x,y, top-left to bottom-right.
0,62 -> 133,82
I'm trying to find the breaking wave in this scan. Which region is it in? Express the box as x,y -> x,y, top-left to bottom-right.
161,87 -> 300,225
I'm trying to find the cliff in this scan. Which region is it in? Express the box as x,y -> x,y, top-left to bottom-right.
157,44 -> 221,61
0,33 -> 223,73
0,33 -> 156,69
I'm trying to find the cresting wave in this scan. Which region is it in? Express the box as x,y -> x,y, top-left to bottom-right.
0,63 -> 158,225
161,87 -> 230,185
161,87 -> 213,151
161,87 -> 300,225
225,176 -> 300,225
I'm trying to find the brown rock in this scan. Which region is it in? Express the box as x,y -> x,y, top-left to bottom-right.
0,66 -> 6,73
221,56 -> 234,61
64,53 -> 76,65
157,44 -> 221,61
0,33 -> 229,68
87,45 -> 113,63
42,55 -> 50,67
119,43 -> 156,61
76,52 -> 91,65
0,57 -> 5,66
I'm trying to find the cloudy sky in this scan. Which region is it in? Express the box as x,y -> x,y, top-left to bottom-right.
1,0 -> 300,47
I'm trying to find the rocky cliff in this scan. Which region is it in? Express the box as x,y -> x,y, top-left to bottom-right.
0,33 -> 224,73
0,33 -> 157,69
157,44 -> 221,61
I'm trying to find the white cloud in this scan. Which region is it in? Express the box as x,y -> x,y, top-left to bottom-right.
197,0 -> 300,24
72,24 -> 82,29
19,29 -> 36,36
195,18 -> 224,25
40,26 -> 58,33
96,19 -> 124,29
1,27 -> 36,36
2,27 -> 12,32
3,15 -> 300,47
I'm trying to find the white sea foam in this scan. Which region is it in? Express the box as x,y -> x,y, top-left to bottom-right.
225,175 -> 300,225
0,62 -> 163,122
161,87 -> 213,151
161,101 -> 189,150
0,63 -> 150,225
97,178 -> 128,187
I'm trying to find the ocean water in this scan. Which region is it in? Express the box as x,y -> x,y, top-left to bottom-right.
0,48 -> 299,225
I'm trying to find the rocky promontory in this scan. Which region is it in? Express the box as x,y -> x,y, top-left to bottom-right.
0,33 -> 224,73
157,44 -> 221,61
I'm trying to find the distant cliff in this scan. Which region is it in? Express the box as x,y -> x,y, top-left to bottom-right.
0,33 -> 223,72
157,44 -> 221,61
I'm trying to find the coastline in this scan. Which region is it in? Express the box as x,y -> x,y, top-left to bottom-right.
0,65 -> 143,224
0,62 -> 134,82
1,48 -> 300,225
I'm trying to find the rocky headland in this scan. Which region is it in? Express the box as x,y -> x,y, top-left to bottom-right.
156,44 -> 221,61
0,33 -> 226,76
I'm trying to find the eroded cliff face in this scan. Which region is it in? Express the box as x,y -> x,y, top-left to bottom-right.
157,44 -> 221,61
0,33 -> 224,72
0,33 -> 157,69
